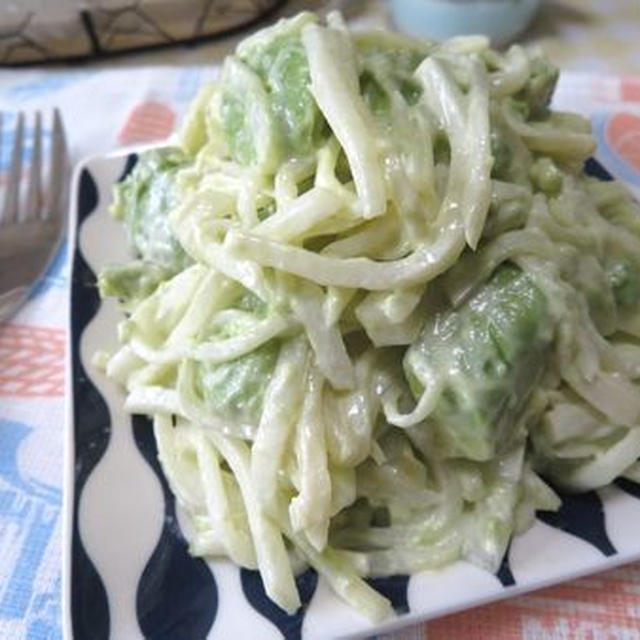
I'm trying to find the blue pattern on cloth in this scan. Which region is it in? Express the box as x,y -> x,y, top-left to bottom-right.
0,420 -> 61,639
6,74 -> 86,102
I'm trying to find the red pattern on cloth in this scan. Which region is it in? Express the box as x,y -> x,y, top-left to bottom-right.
117,99 -> 176,145
426,565 -> 640,639
620,78 -> 640,103
606,112 -> 640,173
0,324 -> 65,397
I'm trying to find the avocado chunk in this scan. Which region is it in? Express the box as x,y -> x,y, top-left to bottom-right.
404,265 -> 553,461
111,147 -> 192,275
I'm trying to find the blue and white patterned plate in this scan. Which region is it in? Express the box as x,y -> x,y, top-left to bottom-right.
63,151 -> 640,640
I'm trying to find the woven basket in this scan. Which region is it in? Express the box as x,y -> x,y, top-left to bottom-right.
0,0 -> 284,65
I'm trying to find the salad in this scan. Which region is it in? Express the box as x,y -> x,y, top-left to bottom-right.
97,12 -> 640,621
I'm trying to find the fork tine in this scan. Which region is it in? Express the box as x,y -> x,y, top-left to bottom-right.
25,111 -> 42,222
0,108 -> 68,325
47,107 -> 68,223
2,111 -> 24,226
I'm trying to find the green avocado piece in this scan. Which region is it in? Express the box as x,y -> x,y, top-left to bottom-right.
111,147 -> 191,275
404,264 -> 553,461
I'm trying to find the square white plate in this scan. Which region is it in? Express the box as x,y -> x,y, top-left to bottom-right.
63,151 -> 640,640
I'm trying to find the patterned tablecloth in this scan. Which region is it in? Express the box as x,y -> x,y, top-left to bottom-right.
0,2 -> 640,639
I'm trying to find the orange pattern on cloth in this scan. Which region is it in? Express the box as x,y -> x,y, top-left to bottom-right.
117,99 -> 176,145
620,78 -> 640,103
423,565 -> 640,639
606,113 -> 640,174
0,324 -> 65,397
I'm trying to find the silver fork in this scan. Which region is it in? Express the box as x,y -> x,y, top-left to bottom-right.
0,109 -> 69,324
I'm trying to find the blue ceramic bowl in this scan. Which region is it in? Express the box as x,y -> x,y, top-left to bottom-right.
389,0 -> 542,45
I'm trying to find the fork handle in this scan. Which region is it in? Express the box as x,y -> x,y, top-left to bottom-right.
0,287 -> 28,324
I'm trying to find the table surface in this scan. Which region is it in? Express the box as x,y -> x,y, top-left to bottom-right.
0,1 -> 639,639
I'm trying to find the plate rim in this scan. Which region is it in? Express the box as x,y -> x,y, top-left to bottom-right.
62,146 -> 158,640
